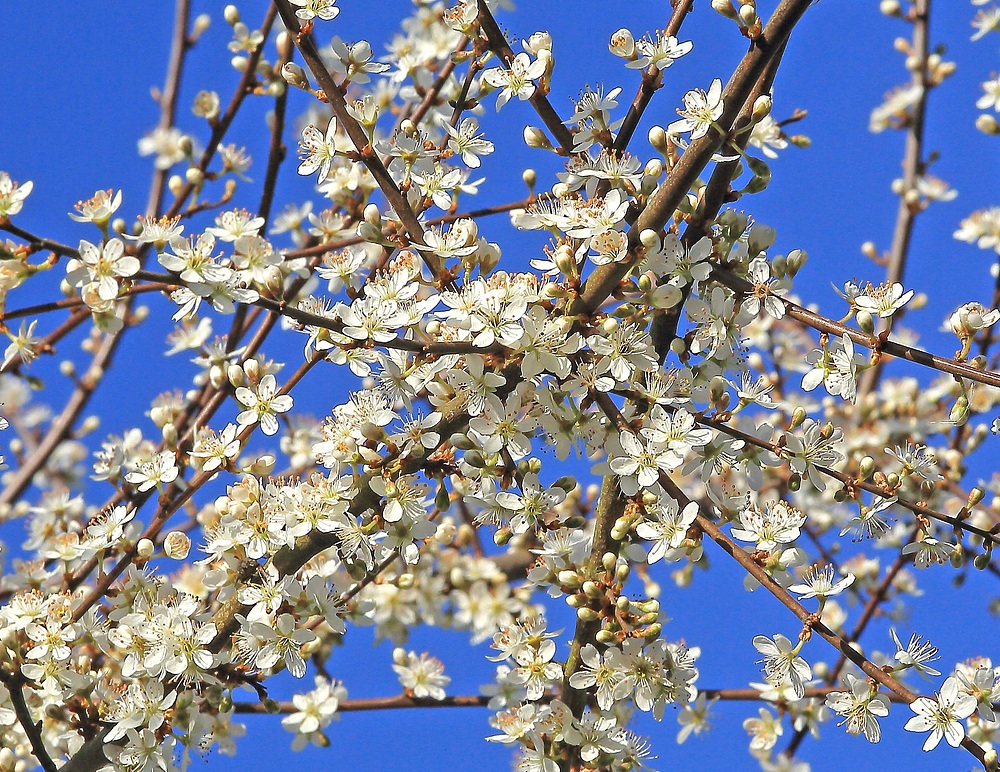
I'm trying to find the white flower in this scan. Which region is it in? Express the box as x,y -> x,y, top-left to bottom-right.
236,373 -> 294,436
636,500 -> 699,564
891,629 -> 941,677
0,172 -> 33,217
904,676 -> 976,751
853,281 -> 914,318
753,633 -> 812,699
826,674 -> 890,743
297,117 -> 339,184
629,32 -> 693,71
251,613 -> 317,678
125,450 -> 179,492
742,257 -> 788,319
281,676 -> 345,751
392,649 -> 450,700
289,0 -> 339,22
668,79 -> 724,140
744,707 -> 783,752
788,564 -> 856,600
481,53 -> 547,111
69,189 -> 123,225
731,500 -> 806,551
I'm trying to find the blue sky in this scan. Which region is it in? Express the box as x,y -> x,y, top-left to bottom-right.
2,1 -> 1000,771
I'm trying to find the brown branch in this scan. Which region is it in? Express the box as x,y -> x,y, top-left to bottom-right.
0,669 -> 59,772
612,0 -> 696,153
273,1 -> 447,284
857,0 -> 931,400
573,0 -> 815,317
474,4 -> 576,154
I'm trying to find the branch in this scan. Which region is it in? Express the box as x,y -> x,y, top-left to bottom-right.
573,0 -> 815,317
857,0 -> 932,400
0,669 -> 59,772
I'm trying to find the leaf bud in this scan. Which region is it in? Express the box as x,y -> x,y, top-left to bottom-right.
435,484 -> 451,512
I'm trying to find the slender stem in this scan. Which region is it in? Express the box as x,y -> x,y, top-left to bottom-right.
857,0 -> 932,400
612,0 -> 695,153
475,4 -> 576,154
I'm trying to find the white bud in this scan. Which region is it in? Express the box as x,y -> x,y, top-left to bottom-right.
164,531 -> 191,560
523,126 -> 553,150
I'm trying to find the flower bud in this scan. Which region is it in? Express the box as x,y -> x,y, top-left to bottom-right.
523,126 -> 553,150
281,62 -> 310,90
136,538 -> 155,559
522,31 -> 553,56
856,310 -> 875,334
608,28 -> 635,58
639,229 -> 660,249
977,114 -> 1000,135
712,0 -> 739,19
164,531 -> 191,560
751,94 -> 772,123
648,125 -> 668,153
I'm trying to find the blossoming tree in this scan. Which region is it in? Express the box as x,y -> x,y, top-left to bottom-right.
2,0 -> 1000,770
